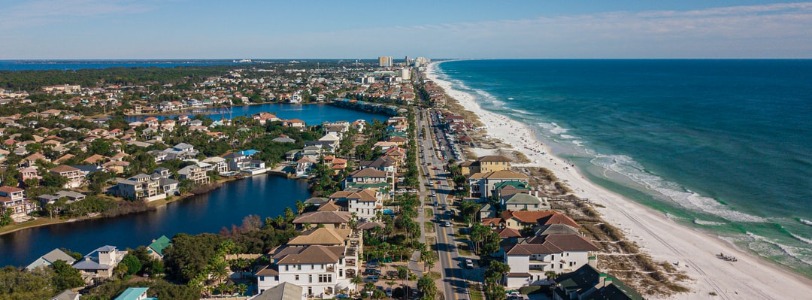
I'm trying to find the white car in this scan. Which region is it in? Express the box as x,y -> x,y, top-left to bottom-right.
443,221 -> 451,227
465,259 -> 475,269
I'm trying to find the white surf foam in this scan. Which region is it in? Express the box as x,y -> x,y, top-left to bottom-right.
799,218 -> 812,226
589,154 -> 766,223
694,219 -> 727,226
747,232 -> 812,266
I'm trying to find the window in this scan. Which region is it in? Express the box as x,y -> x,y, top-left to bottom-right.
285,265 -> 289,271
275,276 -> 279,281
339,269 -> 343,277
319,274 -> 333,283
309,275 -> 312,283
260,276 -> 264,281
308,287 -> 312,296
321,264 -> 324,269
297,265 -> 301,270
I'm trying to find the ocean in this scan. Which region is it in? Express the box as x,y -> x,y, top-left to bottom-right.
435,59 -> 812,277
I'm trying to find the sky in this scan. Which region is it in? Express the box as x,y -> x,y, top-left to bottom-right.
1,0 -> 811,59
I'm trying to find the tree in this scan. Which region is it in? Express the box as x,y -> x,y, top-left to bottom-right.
480,230 -> 501,257
120,254 -> 143,276
351,275 -> 364,296
417,275 -> 437,300
163,233 -> 224,283
1,208 -> 14,226
51,260 -> 85,291
41,172 -> 68,188
0,266 -> 56,299
484,261 -> 510,300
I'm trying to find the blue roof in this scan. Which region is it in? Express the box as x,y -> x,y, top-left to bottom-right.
114,287 -> 149,300
239,149 -> 259,156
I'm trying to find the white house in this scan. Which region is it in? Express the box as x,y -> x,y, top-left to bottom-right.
504,234 -> 599,288
256,244 -> 359,298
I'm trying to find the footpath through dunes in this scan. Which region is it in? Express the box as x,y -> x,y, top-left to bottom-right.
426,61 -> 812,300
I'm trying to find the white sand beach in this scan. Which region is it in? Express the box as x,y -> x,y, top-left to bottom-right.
426,62 -> 812,300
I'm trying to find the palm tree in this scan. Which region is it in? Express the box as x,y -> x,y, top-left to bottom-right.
351,275 -> 364,296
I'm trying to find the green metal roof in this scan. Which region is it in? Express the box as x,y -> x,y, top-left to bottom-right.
114,287 -> 149,300
148,235 -> 171,256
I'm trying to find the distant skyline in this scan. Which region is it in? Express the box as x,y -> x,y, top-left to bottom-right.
1,0 -> 811,59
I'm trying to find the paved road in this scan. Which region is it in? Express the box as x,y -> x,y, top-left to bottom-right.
417,108 -> 468,300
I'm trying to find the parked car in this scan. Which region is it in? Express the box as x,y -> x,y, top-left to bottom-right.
465,259 -> 475,269
364,275 -> 379,283
366,260 -> 379,268
443,221 -> 451,227
364,268 -> 381,276
385,288 -> 393,297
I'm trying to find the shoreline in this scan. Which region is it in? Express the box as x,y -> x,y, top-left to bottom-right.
426,61 -> 812,299
0,176 -> 243,237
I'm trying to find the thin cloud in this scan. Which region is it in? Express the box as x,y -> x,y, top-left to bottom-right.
0,0 -> 154,29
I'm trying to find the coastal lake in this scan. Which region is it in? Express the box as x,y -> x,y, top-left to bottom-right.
125,103 -> 389,124
0,175 -> 309,267
1,105 -> 387,267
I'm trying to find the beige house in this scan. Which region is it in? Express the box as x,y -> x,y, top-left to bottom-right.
49,165 -> 84,189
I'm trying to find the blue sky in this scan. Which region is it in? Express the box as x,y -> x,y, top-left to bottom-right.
1,0 -> 811,59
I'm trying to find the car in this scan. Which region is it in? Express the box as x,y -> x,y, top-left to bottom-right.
366,260 -> 379,268
443,221 -> 451,227
436,180 -> 442,184
433,201 -> 438,207
385,288 -> 393,297
364,275 -> 379,283
465,259 -> 475,269
364,268 -> 381,276
445,210 -> 453,217
441,204 -> 447,210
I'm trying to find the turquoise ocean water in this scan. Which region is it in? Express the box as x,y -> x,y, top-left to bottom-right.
435,59 -> 812,277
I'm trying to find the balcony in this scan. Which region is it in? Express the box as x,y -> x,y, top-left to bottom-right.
327,266 -> 335,272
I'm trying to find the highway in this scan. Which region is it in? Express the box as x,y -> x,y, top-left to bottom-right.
416,108 -> 468,300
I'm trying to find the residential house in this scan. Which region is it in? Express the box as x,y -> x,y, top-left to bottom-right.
257,241 -> 360,298
252,282 -> 304,300
49,165 -> 84,189
468,170 -> 529,199
272,134 -> 296,143
114,174 -> 165,202
504,234 -> 600,288
202,157 -> 229,174
283,119 -> 306,130
344,168 -> 387,189
502,192 -> 550,212
292,211 -> 352,230
73,245 -> 127,279
0,186 -> 35,217
553,265 -> 643,300
296,156 -> 317,178
26,248 -> 77,271
253,112 -> 280,125
461,155 -> 512,175
147,235 -> 171,260
329,189 -> 382,220
114,287 -> 156,300
178,165 -> 210,185
499,210 -> 580,231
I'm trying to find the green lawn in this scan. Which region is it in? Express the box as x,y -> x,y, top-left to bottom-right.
424,222 -> 435,233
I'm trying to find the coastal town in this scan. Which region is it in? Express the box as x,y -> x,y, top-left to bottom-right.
1,58 -> 654,300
